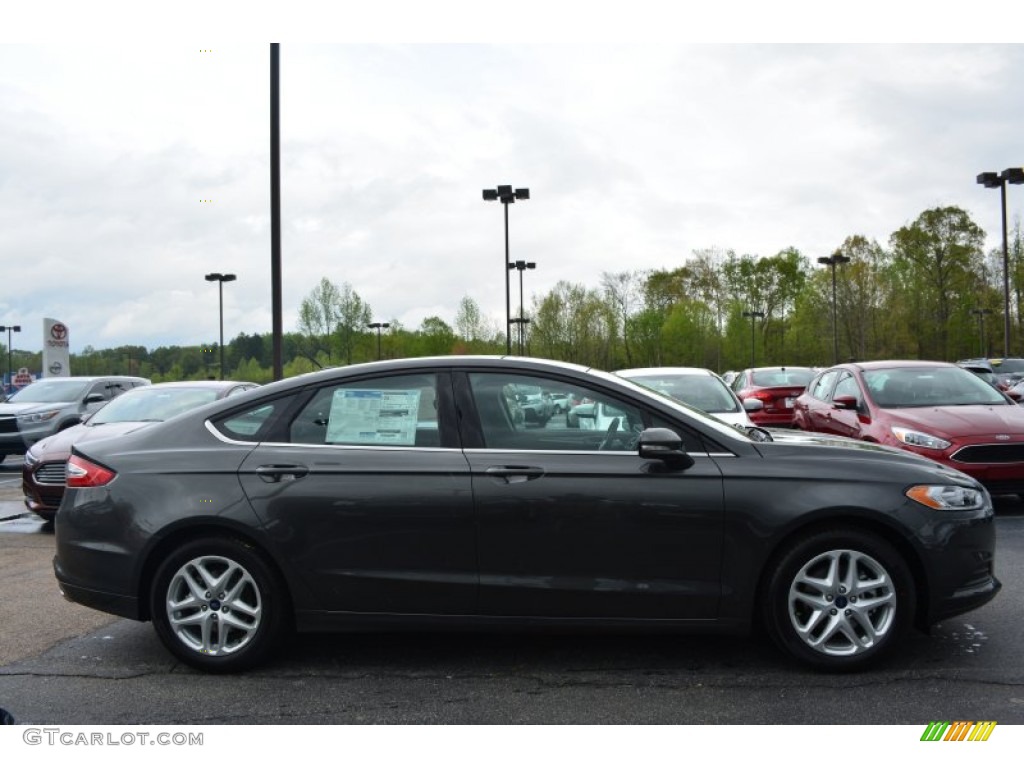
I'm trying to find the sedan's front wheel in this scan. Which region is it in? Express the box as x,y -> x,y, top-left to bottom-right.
762,529 -> 914,671
150,537 -> 289,673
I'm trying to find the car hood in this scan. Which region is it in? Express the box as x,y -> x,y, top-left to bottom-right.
756,429 -> 968,480
28,421 -> 158,461
0,400 -> 75,416
884,404 -> 1024,438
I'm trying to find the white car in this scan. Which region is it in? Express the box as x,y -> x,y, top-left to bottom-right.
615,366 -> 762,429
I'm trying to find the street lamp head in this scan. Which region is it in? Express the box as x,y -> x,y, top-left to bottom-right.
0,325 -> 21,332
205,272 -> 222,281
526,261 -> 536,270
482,189 -> 498,201
1003,167 -> 1024,185
514,188 -> 530,200
818,252 -> 850,267
977,171 -> 1001,188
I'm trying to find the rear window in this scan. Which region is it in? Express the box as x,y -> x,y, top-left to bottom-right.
750,369 -> 815,387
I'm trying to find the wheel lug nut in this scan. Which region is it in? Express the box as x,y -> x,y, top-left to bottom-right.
219,593 -> 225,599
826,595 -> 834,602
222,607 -> 229,613
850,597 -> 857,603
839,587 -> 847,594
845,609 -> 852,616
205,592 -> 211,599
830,608 -> 838,615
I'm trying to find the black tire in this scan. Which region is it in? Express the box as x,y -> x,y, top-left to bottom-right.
762,529 -> 914,671
150,537 -> 290,673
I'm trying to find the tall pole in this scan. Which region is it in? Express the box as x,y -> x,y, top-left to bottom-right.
1001,180 -> 1010,357
368,322 -> 390,360
977,169 -> 1024,357
750,314 -> 756,368
742,311 -> 764,369
270,43 -> 283,381
483,186 -> 529,356
1,325 -> 20,392
518,264 -> 525,354
218,279 -> 225,379
504,203 -> 511,355
830,262 -> 839,365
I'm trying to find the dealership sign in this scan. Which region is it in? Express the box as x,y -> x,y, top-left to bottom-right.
42,317 -> 70,378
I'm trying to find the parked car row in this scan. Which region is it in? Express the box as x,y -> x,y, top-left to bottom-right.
22,379 -> 258,521
0,375 -> 150,463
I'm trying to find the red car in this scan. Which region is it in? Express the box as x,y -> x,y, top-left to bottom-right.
730,366 -> 816,428
793,360 -> 1024,495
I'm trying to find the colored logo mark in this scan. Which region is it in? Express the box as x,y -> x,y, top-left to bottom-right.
920,721 -> 996,741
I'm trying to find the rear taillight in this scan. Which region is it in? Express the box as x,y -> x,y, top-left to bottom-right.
750,390 -> 775,403
66,455 -> 116,488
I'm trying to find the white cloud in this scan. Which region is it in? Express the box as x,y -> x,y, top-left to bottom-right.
2,42 -> 1024,356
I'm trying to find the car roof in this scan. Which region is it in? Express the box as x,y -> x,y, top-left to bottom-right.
615,367 -> 718,378
241,356 -> 596,398
141,380 -> 256,390
743,366 -> 815,372
843,360 -> 957,371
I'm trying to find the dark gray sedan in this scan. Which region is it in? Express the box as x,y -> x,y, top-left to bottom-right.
53,356 -> 1000,673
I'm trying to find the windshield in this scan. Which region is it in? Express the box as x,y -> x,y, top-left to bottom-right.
864,366 -> 1008,408
991,358 -> 1024,373
91,387 -> 221,424
625,373 -> 741,414
8,379 -> 88,403
588,368 -> 752,442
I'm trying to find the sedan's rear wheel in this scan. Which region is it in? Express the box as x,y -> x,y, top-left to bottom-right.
763,529 -> 914,671
150,537 -> 288,673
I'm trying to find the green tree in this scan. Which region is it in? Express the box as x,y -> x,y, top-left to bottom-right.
889,206 -> 985,360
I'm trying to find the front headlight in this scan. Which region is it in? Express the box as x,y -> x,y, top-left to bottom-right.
906,484 -> 987,510
891,425 -> 951,450
17,410 -> 60,425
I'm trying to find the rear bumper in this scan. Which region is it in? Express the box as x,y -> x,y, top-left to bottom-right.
54,556 -> 143,620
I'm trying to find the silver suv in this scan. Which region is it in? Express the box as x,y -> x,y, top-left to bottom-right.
0,376 -> 150,462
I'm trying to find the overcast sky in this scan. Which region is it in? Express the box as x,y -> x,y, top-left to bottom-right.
3,9 -> 1024,355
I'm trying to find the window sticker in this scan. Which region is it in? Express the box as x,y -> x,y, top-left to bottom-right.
326,389 -> 421,445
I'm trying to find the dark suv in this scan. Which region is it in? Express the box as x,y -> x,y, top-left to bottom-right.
0,375 -> 149,462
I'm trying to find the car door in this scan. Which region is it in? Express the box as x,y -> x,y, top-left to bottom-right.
236,371 -> 477,615
456,369 -> 725,620
825,372 -> 870,439
800,370 -> 840,433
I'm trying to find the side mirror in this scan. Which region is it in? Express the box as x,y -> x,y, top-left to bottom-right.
84,393 -> 106,405
638,427 -> 694,469
742,397 -> 764,412
832,394 -> 859,410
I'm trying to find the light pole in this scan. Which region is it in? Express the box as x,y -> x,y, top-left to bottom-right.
977,167 -> 1024,357
368,322 -> 390,360
970,308 -> 993,357
204,273 -> 237,380
509,317 -> 530,356
817,250 -> 851,365
508,259 -> 536,355
741,311 -> 764,369
483,184 -> 530,354
0,324 -> 21,393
